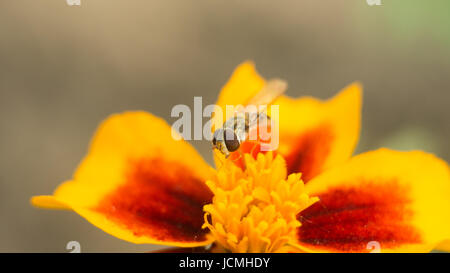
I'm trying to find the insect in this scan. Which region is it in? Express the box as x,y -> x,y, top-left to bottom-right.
212,78 -> 287,158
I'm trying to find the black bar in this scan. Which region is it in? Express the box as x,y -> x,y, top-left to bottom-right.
0,253 -> 446,273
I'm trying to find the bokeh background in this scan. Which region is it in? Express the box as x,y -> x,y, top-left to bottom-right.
1,0 -> 449,252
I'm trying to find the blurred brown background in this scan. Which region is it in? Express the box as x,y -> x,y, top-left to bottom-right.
0,0 -> 449,252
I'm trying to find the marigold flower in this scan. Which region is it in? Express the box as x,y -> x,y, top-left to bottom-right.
31,62 -> 450,252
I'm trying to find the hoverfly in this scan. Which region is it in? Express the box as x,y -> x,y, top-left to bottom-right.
212,79 -> 287,158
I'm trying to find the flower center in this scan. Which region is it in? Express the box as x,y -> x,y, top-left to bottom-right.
202,152 -> 318,253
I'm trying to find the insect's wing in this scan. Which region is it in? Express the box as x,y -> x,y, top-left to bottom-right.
219,78 -> 287,141
244,78 -> 287,128
245,78 -> 287,107
229,78 -> 287,118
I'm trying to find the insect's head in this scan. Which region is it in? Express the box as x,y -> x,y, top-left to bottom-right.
212,128 -> 240,158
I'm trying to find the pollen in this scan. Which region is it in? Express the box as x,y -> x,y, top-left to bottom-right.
202,152 -> 319,253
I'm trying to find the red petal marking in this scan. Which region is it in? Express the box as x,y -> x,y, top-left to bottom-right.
297,179 -> 421,252
284,124 -> 334,182
95,158 -> 213,243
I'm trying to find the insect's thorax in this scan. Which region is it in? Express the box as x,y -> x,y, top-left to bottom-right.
225,111 -> 269,138
222,113 -> 248,143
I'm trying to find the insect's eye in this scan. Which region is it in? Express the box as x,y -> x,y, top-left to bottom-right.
223,129 -> 240,152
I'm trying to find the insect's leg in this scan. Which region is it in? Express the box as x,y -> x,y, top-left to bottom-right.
250,141 -> 259,158
238,148 -> 246,170
225,150 -> 246,171
213,149 -> 226,171
229,151 -> 241,164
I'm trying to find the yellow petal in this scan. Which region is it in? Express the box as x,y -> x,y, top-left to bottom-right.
211,61 -> 361,181
277,82 -> 361,181
435,240 -> 450,252
212,61 -> 265,131
32,111 -> 214,247
296,148 -> 450,252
